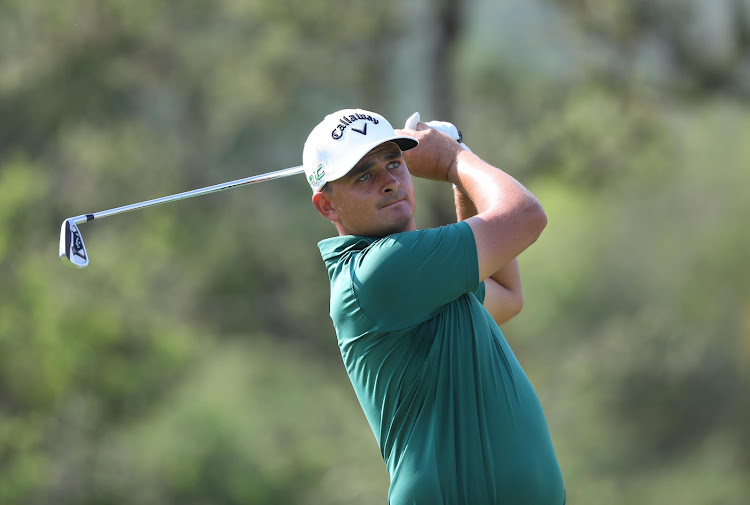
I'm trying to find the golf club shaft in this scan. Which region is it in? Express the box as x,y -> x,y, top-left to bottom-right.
71,165 -> 305,225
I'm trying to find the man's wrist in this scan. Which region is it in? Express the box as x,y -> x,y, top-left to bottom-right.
447,148 -> 473,186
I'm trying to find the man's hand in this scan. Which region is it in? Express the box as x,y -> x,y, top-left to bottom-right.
395,117 -> 466,183
404,112 -> 471,152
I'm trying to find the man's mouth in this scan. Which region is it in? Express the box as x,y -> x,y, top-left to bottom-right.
380,197 -> 405,209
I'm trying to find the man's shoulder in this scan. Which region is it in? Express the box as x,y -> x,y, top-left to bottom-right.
325,221 -> 480,333
320,222 -> 477,290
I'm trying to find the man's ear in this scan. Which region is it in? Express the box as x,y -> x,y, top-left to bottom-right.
312,190 -> 339,223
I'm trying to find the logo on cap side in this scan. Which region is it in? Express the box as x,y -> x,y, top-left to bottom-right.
308,163 -> 325,187
331,113 -> 380,140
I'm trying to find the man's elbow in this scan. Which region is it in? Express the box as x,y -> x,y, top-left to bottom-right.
524,198 -> 547,243
509,290 -> 524,319
493,294 -> 524,325
491,288 -> 524,325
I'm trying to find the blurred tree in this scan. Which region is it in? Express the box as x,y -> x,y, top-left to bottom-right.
449,2 -> 750,502
545,0 -> 750,98
0,0 -> 404,503
417,0 -> 471,228
431,0 -> 465,121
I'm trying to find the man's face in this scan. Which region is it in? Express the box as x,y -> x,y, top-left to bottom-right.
314,142 -> 416,237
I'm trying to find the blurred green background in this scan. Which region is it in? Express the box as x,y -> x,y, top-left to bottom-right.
2,0 -> 749,503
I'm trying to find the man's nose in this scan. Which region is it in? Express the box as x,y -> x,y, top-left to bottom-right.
380,169 -> 399,194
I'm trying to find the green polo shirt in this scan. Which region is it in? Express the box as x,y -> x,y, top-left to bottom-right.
318,221 -> 565,505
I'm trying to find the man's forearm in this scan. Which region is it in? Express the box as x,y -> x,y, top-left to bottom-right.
448,150 -> 539,220
447,149 -> 545,281
454,184 -> 478,222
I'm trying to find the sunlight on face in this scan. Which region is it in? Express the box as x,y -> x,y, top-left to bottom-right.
325,142 -> 417,237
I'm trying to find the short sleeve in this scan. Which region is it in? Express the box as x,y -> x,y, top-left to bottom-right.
351,221 -> 480,330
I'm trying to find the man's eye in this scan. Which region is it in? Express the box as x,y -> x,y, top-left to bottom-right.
357,173 -> 371,182
388,161 -> 400,169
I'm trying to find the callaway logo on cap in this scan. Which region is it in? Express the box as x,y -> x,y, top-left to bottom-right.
303,108 -> 418,191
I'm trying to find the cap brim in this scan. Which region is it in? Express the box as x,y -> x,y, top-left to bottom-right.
326,134 -> 419,185
392,136 -> 418,152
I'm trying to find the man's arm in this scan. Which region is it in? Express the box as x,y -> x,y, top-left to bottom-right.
455,185 -> 523,324
399,123 -> 546,290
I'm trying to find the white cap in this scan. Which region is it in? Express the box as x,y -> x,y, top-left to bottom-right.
303,108 -> 418,191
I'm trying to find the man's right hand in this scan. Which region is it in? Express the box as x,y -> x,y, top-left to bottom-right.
396,121 -> 467,183
404,112 -> 470,151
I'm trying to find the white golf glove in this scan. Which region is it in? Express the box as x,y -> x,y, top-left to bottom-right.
404,112 -> 472,152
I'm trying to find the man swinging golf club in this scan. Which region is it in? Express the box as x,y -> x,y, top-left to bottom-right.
305,108 -> 565,505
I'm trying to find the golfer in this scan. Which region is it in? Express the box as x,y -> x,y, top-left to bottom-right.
304,108 -> 565,504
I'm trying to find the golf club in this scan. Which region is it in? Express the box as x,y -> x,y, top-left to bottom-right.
59,165 -> 305,268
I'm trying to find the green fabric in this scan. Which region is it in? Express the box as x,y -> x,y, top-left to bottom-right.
318,221 -> 565,505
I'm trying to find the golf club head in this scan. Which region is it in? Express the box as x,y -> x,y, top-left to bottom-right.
59,219 -> 89,268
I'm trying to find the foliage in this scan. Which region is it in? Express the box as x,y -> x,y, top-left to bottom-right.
1,0 -> 748,503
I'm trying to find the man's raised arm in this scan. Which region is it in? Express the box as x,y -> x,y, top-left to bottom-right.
399,123 -> 547,283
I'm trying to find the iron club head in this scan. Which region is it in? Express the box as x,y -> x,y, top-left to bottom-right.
59,218 -> 89,268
